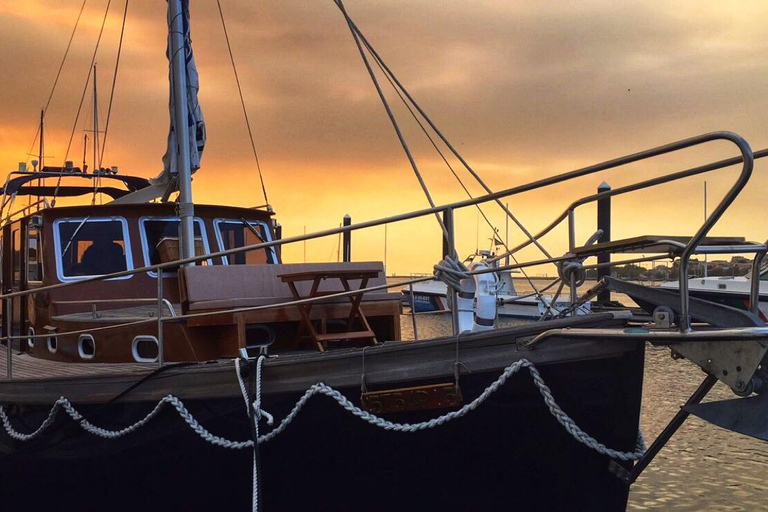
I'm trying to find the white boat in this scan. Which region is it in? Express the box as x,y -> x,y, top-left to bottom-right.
660,269 -> 768,321
403,254 -> 590,319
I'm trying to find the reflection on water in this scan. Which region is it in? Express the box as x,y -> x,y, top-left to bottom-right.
396,278 -> 768,511
630,347 -> 768,511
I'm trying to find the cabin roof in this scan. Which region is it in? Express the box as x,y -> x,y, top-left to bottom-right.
0,171 -> 150,199
36,201 -> 275,221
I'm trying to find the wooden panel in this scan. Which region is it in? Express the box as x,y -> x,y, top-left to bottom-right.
186,300 -> 401,327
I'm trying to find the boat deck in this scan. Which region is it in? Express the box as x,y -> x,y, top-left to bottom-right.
0,344 -> 156,380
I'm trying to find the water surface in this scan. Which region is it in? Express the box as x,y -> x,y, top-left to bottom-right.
395,277 -> 768,510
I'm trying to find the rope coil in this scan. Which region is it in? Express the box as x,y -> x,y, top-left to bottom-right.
433,255 -> 470,291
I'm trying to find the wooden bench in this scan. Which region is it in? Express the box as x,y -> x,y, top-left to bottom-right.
178,262 -> 401,351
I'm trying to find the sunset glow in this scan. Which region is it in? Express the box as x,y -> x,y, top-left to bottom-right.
1,1 -> 767,274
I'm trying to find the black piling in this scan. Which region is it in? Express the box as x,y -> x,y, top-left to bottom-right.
597,181 -> 611,304
343,214 -> 351,262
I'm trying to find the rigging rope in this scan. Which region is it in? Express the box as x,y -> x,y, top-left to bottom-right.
352,9 -> 552,305
370,51 -> 550,302
340,11 -> 552,262
24,0 -> 89,168
98,0 -> 130,169
335,0 -> 449,243
52,0 -> 114,207
216,0 -> 270,207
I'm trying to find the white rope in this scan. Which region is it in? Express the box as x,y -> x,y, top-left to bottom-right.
235,356 -> 274,512
235,358 -> 259,512
0,358 -> 646,465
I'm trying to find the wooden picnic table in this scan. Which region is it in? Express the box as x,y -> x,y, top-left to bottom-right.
278,269 -> 380,352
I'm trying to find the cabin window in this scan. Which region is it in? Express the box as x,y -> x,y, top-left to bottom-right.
12,228 -> 20,285
214,219 -> 276,265
27,226 -> 42,282
139,217 -> 211,276
53,217 -> 133,281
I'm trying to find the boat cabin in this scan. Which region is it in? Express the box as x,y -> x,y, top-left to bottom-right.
0,172 -> 401,364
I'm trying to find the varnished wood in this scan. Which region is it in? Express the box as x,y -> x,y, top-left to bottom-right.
279,269 -> 380,351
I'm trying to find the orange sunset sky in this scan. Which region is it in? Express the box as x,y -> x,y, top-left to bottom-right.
1,1 -> 768,275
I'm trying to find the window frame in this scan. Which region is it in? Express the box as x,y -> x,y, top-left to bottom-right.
213,218 -> 276,265
52,216 -> 134,282
138,216 -> 212,277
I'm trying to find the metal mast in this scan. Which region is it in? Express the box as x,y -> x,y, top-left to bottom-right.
92,64 -> 99,172
168,0 -> 196,262
38,109 -> 44,170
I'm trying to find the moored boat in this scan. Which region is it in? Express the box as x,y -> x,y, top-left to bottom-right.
659,271 -> 768,321
0,2 -> 767,512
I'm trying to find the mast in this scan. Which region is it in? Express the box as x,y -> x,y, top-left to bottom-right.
38,109 -> 44,170
38,108 -> 44,207
168,0 -> 196,262
93,64 -> 99,172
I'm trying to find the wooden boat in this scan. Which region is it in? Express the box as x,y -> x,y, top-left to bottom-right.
0,169 -> 647,511
0,2 -> 767,512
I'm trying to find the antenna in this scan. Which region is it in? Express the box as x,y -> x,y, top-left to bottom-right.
82,133 -> 89,173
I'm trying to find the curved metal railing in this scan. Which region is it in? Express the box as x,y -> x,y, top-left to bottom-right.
0,131 -> 764,376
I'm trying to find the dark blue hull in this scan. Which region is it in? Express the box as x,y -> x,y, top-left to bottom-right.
0,343 -> 644,511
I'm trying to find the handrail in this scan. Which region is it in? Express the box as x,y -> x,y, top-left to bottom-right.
677,133 -> 753,331
526,325 -> 768,348
495,148 -> 768,262
0,129 -> 761,375
0,131 -> 760,304
0,249 -> 749,346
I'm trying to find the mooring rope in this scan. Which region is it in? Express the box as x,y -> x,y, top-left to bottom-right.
0,357 -> 645,510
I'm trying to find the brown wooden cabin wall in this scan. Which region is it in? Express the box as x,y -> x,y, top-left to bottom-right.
17,203 -> 275,362
5,202 -> 399,364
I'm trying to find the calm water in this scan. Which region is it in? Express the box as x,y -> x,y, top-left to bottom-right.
396,278 -> 768,510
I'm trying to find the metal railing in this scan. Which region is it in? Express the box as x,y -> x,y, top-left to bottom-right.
0,131 -> 764,378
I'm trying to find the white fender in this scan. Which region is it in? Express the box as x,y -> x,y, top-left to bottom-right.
457,277 -> 476,334
470,262 -> 497,331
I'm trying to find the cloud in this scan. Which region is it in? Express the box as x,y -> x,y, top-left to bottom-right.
1,0 -> 767,273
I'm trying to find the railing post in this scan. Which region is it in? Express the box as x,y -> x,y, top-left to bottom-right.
342,214 -> 351,262
157,268 -> 164,366
443,208 -> 460,335
274,222 -> 282,262
5,297 -> 12,379
750,249 -> 766,317
408,282 -> 419,341
597,181 -> 611,304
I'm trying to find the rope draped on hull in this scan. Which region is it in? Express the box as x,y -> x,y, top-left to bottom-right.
0,356 -> 646,512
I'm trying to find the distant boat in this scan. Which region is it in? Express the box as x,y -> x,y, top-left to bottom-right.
660,269 -> 768,320
403,252 -> 589,319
